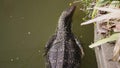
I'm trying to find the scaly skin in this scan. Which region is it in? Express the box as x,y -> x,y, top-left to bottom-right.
45,6 -> 84,68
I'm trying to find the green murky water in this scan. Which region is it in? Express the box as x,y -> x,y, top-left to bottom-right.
0,0 -> 97,68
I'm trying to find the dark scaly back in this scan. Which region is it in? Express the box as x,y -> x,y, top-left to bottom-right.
45,6 -> 84,68
63,34 -> 82,68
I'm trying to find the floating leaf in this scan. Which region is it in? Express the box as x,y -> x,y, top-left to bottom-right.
89,33 -> 120,48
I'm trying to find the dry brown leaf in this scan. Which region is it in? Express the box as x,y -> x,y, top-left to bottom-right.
81,7 -> 120,25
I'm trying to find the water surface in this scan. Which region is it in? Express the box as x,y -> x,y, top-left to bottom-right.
0,0 -> 97,68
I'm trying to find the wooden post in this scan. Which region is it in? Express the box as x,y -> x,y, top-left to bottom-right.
94,23 -> 120,68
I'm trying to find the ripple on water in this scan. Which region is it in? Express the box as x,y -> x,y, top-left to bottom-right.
16,57 -> 19,60
38,50 -> 41,53
10,58 -> 14,62
27,32 -> 31,35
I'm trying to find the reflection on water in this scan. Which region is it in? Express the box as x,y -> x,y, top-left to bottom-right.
0,0 -> 97,68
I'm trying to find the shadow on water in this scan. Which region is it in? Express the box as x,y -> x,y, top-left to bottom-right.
0,0 -> 97,68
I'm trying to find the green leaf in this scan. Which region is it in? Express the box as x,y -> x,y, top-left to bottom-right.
97,0 -> 111,7
89,33 -> 120,48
